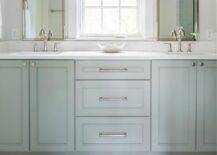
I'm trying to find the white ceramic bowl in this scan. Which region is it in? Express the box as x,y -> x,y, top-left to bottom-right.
97,42 -> 126,53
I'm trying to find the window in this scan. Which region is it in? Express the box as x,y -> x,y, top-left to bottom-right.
79,0 -> 139,37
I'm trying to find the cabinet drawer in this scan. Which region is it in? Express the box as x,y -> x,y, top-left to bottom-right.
76,117 -> 150,151
76,81 -> 150,116
76,61 -> 150,79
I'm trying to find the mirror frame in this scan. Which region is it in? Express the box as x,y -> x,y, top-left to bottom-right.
157,0 -> 199,41
22,0 -> 65,41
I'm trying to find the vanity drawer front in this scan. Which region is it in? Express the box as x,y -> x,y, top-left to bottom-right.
76,117 -> 150,151
76,61 -> 151,79
76,81 -> 150,116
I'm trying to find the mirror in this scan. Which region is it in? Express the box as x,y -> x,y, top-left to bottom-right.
158,0 -> 198,41
23,0 -> 64,40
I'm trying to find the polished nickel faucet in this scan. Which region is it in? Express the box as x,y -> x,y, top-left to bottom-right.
39,29 -> 48,52
39,29 -> 53,52
171,27 -> 185,52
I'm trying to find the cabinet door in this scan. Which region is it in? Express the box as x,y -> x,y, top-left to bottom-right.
197,61 -> 217,152
0,60 -> 29,151
152,60 -> 196,152
30,61 -> 74,151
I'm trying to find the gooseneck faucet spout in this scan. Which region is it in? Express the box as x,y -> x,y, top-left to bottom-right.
171,26 -> 185,52
39,29 -> 48,52
39,29 -> 53,52
177,27 -> 185,52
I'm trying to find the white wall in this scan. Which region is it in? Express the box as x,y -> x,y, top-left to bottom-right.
199,0 -> 217,41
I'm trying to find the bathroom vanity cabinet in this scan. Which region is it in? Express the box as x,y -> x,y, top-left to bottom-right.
0,60 -> 216,153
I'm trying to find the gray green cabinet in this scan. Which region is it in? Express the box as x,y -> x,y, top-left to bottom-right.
197,61 -> 217,152
152,60 -> 197,152
0,59 -> 216,153
0,60 -> 29,152
30,60 -> 74,152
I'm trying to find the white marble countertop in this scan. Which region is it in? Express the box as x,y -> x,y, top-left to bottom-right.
0,51 -> 216,60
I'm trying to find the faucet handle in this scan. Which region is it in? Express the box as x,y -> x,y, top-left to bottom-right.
164,43 -> 173,53
187,43 -> 196,53
39,29 -> 46,37
54,42 -> 60,52
33,43 -> 38,52
171,30 -> 177,40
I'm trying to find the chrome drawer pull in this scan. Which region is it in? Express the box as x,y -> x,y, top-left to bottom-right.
98,68 -> 128,72
99,132 -> 127,137
99,97 -> 128,102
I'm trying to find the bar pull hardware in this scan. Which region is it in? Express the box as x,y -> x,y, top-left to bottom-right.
99,68 -> 128,72
200,62 -> 204,67
99,97 -> 128,102
99,132 -> 127,137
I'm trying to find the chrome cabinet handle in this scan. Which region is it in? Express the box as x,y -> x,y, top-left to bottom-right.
98,68 -> 128,72
192,62 -> 196,67
99,132 -> 127,137
99,97 -> 128,102
200,62 -> 204,67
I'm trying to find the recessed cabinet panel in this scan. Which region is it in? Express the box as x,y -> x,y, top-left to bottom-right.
76,117 -> 150,151
197,61 -> 217,152
0,61 -> 29,151
76,61 -> 151,80
30,61 -> 74,151
152,60 -> 196,152
76,81 -> 150,116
